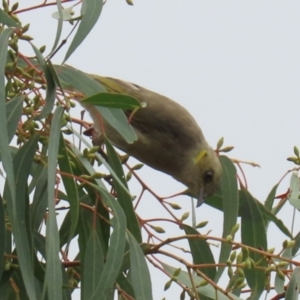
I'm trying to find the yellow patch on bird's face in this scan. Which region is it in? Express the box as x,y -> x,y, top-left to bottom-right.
194,149 -> 207,164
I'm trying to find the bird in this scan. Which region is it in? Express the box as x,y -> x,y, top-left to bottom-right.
81,75 -> 222,207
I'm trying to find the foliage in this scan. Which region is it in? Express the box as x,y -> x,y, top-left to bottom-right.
0,1 -> 300,300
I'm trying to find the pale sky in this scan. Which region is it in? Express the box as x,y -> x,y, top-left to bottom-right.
19,1 -> 300,299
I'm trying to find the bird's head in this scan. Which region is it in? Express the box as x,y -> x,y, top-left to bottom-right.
186,148 -> 222,207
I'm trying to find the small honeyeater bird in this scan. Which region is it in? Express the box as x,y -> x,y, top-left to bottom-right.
82,75 -> 222,207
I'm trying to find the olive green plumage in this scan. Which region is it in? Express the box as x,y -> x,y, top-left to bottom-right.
82,75 -> 222,206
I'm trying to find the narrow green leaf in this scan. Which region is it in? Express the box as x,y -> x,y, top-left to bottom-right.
240,189 -> 267,300
34,231 -> 47,260
271,198 -> 286,218
58,210 -> 74,248
0,281 -> 14,298
0,9 -> 21,27
183,225 -> 216,280
6,95 -> 24,142
6,136 -> 40,299
0,27 -> 37,300
33,256 -> 45,298
13,135 -> 40,227
45,106 -> 64,300
89,188 -> 126,300
58,134 -> 79,244
95,106 -> 137,143
28,144 -> 48,193
215,156 -> 238,281
51,0 -> 63,53
275,248 -> 292,294
59,147 -> 109,253
288,172 -> 300,210
162,263 -> 243,300
77,205 -> 94,262
292,231 -> 300,256
0,194 -> 5,280
11,268 -> 32,299
258,201 -> 292,238
55,65 -> 137,143
54,64 -> 106,95
30,167 -> 48,231
253,182 -> 292,238
61,265 -> 72,300
285,267 -> 300,300
81,92 -> 141,109
95,197 -> 110,255
0,231 -> 12,287
252,198 -> 293,238
116,273 -> 135,298
78,199 -> 111,278
127,232 -> 152,300
264,184 -> 278,211
106,138 -> 142,242
205,191 -> 222,210
31,44 -> 56,120
0,27 -> 14,191
47,60 -> 65,93
82,230 -> 104,300
63,0 -> 103,62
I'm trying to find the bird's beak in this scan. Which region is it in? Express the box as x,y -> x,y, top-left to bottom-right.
197,187 -> 205,207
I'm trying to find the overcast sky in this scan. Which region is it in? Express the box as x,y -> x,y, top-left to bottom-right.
20,1 -> 300,299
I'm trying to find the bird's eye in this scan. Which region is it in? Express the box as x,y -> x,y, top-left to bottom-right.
203,170 -> 214,184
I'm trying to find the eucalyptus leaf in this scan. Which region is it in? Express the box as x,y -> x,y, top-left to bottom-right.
0,27 -> 37,300
215,156 -> 238,281
63,0 -> 103,62
88,188 -> 127,300
183,224 -> 216,280
31,44 -> 56,120
0,194 -> 5,281
45,106 -> 64,300
81,92 -> 141,109
285,267 -> 300,300
58,134 -> 79,245
127,232 -> 153,300
55,65 -> 137,143
51,0 -> 63,53
274,248 -> 291,294
0,9 -> 21,27
106,138 -> 142,242
240,189 -> 267,300
82,230 -> 104,300
6,95 -> 24,142
288,172 -> 300,210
